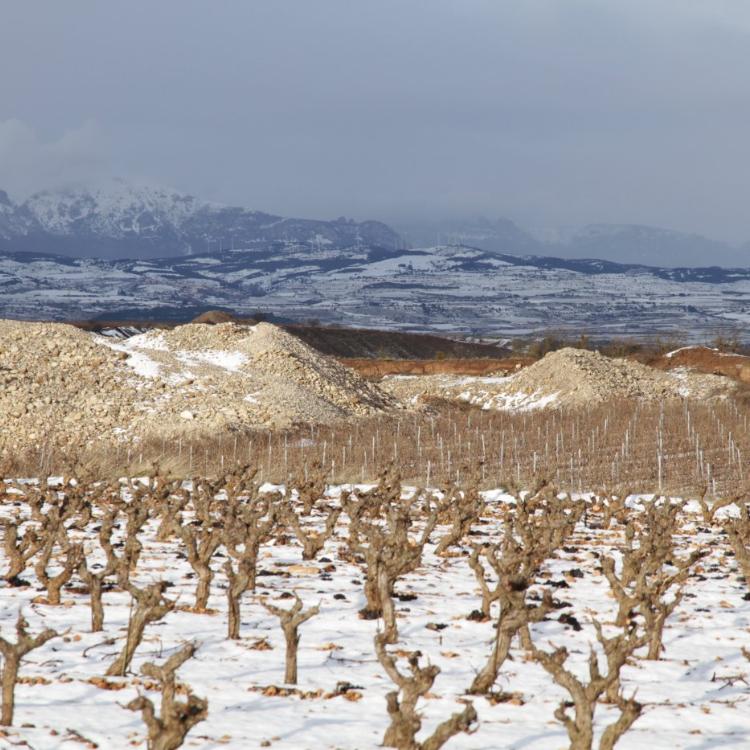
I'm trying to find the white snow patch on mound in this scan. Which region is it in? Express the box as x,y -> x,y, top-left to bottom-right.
122,331 -> 169,351
123,351 -> 161,378
176,350 -> 248,372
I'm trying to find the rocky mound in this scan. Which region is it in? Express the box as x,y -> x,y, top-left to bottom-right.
0,321 -> 130,453
382,347 -> 734,411
0,320 -> 398,455
506,347 -> 731,405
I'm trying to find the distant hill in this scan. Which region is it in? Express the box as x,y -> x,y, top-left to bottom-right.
4,181 -> 746,267
397,217 -> 749,268
1,241 -> 749,340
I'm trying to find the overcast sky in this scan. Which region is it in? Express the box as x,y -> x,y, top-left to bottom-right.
2,1 -> 750,242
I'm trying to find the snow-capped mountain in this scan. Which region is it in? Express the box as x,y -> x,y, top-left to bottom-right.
4,181 -> 745,267
0,181 -> 402,259
0,190 -> 35,240
24,182 -> 201,237
1,181 -> 750,338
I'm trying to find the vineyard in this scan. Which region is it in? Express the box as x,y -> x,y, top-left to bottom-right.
0,471 -> 749,748
13,397 -> 749,498
1,320 -> 750,748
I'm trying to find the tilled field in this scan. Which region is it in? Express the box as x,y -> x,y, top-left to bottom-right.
0,476 -> 749,748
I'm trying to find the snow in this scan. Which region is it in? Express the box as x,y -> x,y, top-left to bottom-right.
665,345 -> 749,360
392,373 -> 559,413
123,332 -> 169,351
124,352 -> 161,378
2,237 -> 750,338
24,179 -> 206,237
176,350 -> 248,372
97,334 -> 164,378
97,331 -> 249,382
1,487 -> 748,748
492,390 -> 560,411
666,345 -> 702,358
442,375 -> 513,387
457,388 -> 560,412
669,368 -> 693,397
189,257 -> 223,265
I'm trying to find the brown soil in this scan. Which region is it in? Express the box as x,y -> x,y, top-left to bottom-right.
652,346 -> 750,383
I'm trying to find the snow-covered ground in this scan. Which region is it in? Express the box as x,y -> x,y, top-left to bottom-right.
1,485 -> 749,749
382,374 -> 562,412
2,242 -> 750,339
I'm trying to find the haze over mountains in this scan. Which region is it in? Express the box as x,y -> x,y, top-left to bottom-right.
0,181 -> 402,261
0,181 -> 748,268
0,180 -> 749,340
397,217 -> 750,268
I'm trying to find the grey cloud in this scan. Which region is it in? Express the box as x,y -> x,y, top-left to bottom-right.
0,119 -> 109,199
1,1 -> 750,246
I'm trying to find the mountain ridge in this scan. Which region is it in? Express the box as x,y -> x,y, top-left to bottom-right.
1,181 -> 749,339
2,181 -> 747,266
396,216 -> 749,268
0,181 -> 403,259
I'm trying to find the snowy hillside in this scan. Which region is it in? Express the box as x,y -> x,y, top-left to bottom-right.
1,181 -> 749,337
1,242 -> 750,338
0,181 -> 402,259
24,181 -> 202,237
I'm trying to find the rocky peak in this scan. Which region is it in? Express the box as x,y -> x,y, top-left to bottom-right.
0,180 -> 402,259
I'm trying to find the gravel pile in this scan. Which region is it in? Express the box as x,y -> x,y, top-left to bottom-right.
0,320 -> 398,454
383,347 -> 735,412
505,347 -> 731,405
